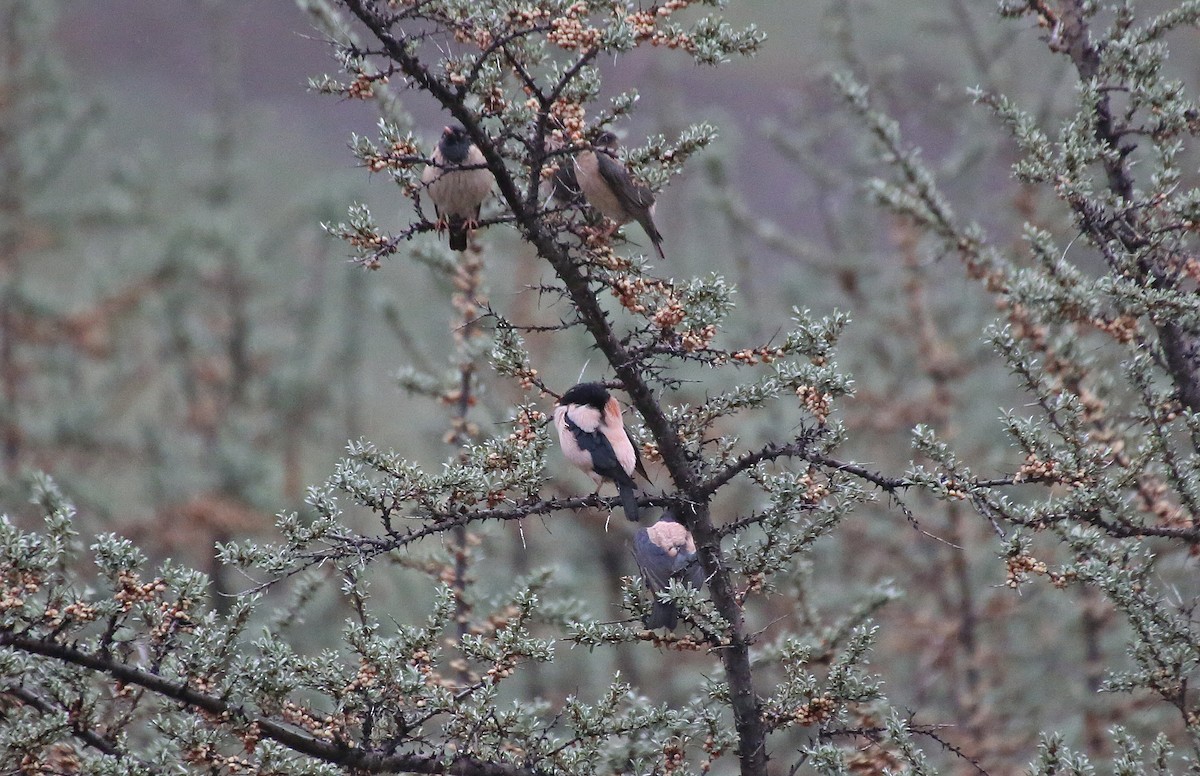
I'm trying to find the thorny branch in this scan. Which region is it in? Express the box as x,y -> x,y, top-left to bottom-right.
1019,0 -> 1200,412
2,684 -> 131,762
0,631 -> 547,776
336,2 -> 772,771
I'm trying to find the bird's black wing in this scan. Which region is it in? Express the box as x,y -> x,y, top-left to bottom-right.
595,152 -> 655,211
563,415 -> 634,487
551,161 -> 584,206
675,552 -> 705,590
633,530 -> 674,593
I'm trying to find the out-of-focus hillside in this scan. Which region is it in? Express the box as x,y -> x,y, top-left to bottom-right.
3,2 -> 1198,772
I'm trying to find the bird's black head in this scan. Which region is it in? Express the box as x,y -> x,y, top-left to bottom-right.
439,125 -> 473,163
593,130 -> 619,152
558,382 -> 611,410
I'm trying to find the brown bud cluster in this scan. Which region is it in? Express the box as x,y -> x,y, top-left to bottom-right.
640,441 -> 662,463
1092,314 -> 1138,344
735,573 -> 765,605
793,693 -> 837,725
280,700 -> 354,743
700,733 -> 725,772
1006,552 -> 1075,589
662,742 -> 686,775
481,85 -> 507,115
150,597 -> 196,641
346,230 -> 385,252
184,744 -> 256,773
1135,476 -> 1187,531
998,300 -> 1048,351
1183,257 -> 1200,284
343,660 -> 380,694
730,347 -> 786,366
507,6 -> 549,25
1,569 -> 41,612
612,276 -> 668,314
43,599 -> 99,627
1005,553 -> 1047,588
680,324 -> 717,352
1075,385 -> 1108,426
587,243 -> 629,270
625,11 -> 657,39
513,366 -> 540,391
800,469 -> 830,504
650,30 -> 696,51
347,71 -> 386,100
652,301 -> 686,329
115,571 -> 167,612
795,385 -> 832,424
644,629 -> 704,650
1014,452 -> 1089,488
453,25 -> 494,48
507,407 -> 546,447
549,15 -> 600,50
1013,452 -> 1056,483
846,743 -> 903,775
550,99 -> 586,138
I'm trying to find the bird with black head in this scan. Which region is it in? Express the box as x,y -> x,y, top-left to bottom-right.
421,125 -> 491,251
553,382 -> 648,522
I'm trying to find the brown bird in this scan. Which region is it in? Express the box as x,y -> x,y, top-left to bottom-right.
633,510 -> 705,630
553,382 -> 648,521
575,131 -> 665,260
421,125 -> 491,251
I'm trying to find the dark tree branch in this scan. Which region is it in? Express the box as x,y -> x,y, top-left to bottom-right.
2,684 -> 130,761
1026,0 -> 1200,411
0,631 -> 546,776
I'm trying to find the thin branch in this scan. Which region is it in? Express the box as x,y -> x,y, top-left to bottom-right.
0,631 -> 546,776
2,685 -> 130,762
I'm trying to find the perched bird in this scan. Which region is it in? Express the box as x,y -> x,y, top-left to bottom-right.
546,132 -> 584,207
574,131 -> 666,260
633,510 -> 705,630
421,125 -> 491,251
549,155 -> 584,207
553,382 -> 647,521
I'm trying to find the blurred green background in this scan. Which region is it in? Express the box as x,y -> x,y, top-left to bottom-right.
6,1 -> 1198,770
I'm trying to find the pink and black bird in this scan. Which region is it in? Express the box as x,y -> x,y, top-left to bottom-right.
574,131 -> 666,260
421,125 -> 491,251
633,510 -> 705,630
553,382 -> 647,522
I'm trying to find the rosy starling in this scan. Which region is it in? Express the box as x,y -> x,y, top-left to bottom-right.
575,131 -> 666,259
633,510 -> 705,630
553,382 -> 647,522
421,125 -> 491,251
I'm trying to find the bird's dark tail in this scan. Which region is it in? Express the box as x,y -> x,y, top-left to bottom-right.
616,475 -> 640,522
637,216 -> 665,260
643,600 -> 679,630
649,231 -> 665,260
448,222 -> 468,251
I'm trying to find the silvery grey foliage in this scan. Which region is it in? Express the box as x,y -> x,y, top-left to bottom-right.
7,0 -> 1200,775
